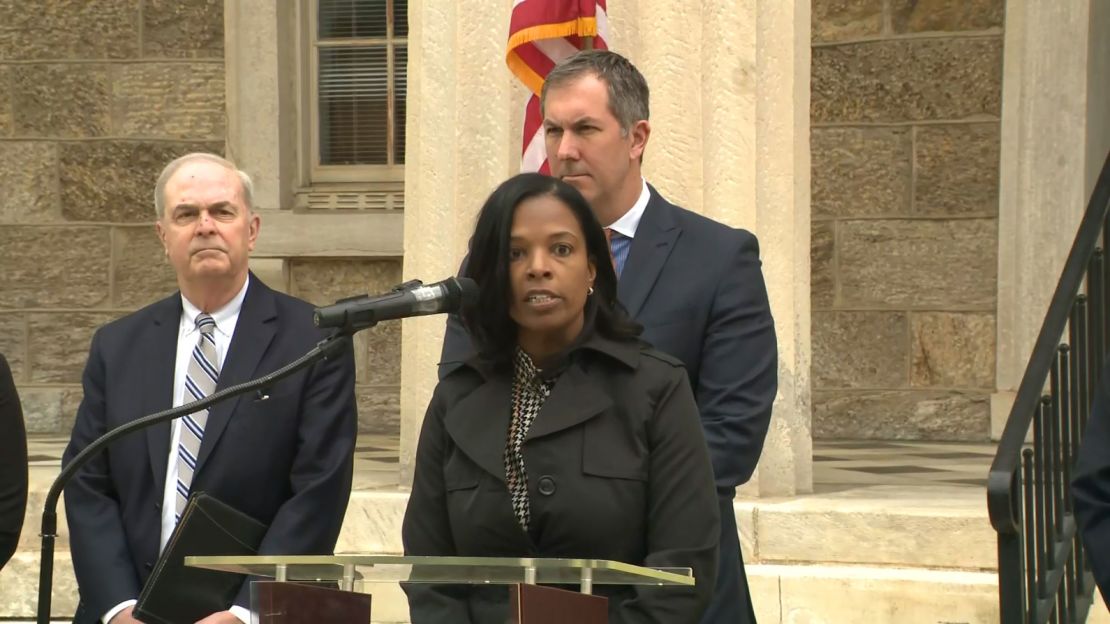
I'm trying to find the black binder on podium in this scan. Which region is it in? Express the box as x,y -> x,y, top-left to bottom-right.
134,492 -> 267,624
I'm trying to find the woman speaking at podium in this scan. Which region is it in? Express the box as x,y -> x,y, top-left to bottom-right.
402,174 -> 720,623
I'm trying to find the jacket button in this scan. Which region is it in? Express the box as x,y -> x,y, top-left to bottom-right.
145,561 -> 153,570
537,476 -> 556,496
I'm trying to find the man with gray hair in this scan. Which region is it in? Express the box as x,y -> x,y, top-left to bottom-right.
63,153 -> 358,624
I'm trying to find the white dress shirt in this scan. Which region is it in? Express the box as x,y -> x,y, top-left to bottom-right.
604,178 -> 650,237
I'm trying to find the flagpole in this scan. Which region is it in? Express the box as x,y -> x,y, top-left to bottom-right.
583,36 -> 594,50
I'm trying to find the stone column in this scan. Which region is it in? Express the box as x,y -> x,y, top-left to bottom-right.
613,0 -> 813,496
748,0 -> 813,496
994,2 -> 1093,437
399,2 -> 517,484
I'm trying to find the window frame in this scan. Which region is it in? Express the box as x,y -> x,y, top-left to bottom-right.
297,0 -> 406,185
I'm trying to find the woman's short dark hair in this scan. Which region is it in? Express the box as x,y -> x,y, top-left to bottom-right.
462,173 -> 641,363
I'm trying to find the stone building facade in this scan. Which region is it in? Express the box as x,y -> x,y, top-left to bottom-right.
810,0 -> 1004,441
3,0 -> 1108,471
0,0 -> 403,438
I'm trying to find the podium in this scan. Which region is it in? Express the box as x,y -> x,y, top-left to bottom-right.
186,554 -> 695,623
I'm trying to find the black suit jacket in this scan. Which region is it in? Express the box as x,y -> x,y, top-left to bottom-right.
63,275 -> 358,623
0,353 -> 27,571
405,331 -> 720,623
442,186 -> 778,489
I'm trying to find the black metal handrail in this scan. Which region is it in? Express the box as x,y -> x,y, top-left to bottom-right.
988,150 -> 1110,624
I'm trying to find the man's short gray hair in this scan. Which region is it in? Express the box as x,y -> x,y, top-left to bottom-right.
540,49 -> 650,135
153,152 -> 255,218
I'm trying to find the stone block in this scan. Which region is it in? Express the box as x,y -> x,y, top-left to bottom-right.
338,492 -> 408,552
757,565 -> 999,624
812,38 -> 1002,123
143,0 -> 224,58
11,64 -> 110,137
0,66 -> 10,135
0,314 -> 27,382
0,0 -> 139,60
19,386 -> 65,433
288,258 -> 404,306
289,258 -> 403,390
911,312 -> 995,388
891,0 -> 1004,34
357,386 -> 401,434
61,386 -> 83,435
838,219 -> 997,309
813,389 -> 990,440
0,227 -> 111,308
914,123 -> 1000,216
754,487 -> 994,569
28,313 -> 117,384
0,141 -> 61,222
112,63 -> 225,139
248,258 -> 288,293
113,226 -> 180,307
812,127 -> 911,218
0,551 -> 79,616
812,222 -> 836,308
812,0 -> 884,44
813,311 -> 909,389
59,141 -> 223,223
357,320 -> 402,386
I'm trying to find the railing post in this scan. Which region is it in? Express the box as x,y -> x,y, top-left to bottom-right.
1090,250 -> 1104,375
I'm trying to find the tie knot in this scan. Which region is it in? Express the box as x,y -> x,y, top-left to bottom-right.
195,313 -> 216,335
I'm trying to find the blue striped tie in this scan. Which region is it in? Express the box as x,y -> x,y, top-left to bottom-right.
608,230 -> 631,277
174,313 -> 219,522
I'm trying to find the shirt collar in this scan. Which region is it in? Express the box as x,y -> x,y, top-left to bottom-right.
180,274 -> 250,337
604,178 -> 650,239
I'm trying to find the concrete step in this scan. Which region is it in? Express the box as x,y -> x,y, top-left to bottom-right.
738,485 -> 996,571
4,485 -> 1100,623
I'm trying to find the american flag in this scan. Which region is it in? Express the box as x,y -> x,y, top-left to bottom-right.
506,0 -> 609,174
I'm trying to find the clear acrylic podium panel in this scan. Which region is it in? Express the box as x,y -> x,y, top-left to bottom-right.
187,556 -> 695,624
186,554 -> 695,589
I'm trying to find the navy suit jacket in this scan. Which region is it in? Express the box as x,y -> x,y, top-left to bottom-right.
441,186 -> 778,489
63,275 -> 357,623
1073,356 -> 1110,608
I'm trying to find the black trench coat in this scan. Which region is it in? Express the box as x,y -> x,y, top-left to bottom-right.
402,332 -> 720,623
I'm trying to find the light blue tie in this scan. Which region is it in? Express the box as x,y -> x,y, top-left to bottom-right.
609,230 -> 632,277
174,313 -> 219,521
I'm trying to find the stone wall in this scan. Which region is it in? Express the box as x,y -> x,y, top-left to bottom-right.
810,0 -> 1003,440
0,0 -> 402,436
286,259 -> 403,435
0,0 -> 224,434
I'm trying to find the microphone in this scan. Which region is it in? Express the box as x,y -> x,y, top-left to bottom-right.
313,277 -> 478,331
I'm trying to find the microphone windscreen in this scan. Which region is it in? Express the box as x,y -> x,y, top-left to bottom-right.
454,277 -> 479,307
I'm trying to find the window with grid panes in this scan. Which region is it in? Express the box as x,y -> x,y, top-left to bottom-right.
310,0 -> 406,185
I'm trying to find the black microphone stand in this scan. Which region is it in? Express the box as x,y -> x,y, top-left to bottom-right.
35,330 -> 354,624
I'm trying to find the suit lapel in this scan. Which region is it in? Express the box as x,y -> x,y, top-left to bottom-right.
618,187 -> 680,317
526,365 -> 611,440
194,277 -> 278,476
445,375 -> 513,483
145,295 -> 184,495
